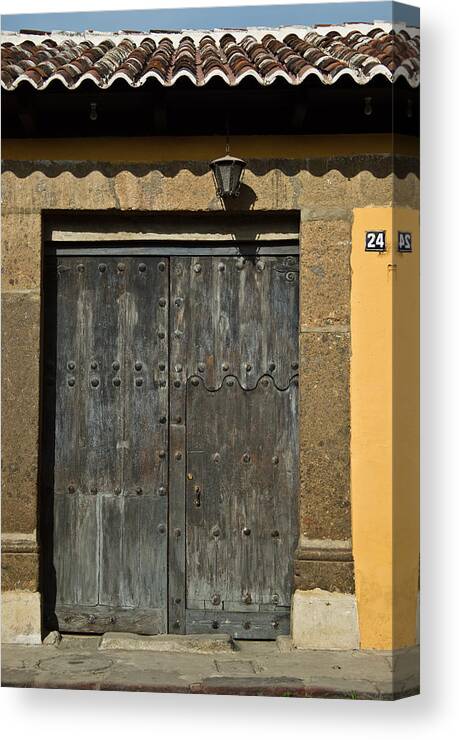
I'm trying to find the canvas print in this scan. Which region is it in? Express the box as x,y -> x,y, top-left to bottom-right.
0,1 -> 420,700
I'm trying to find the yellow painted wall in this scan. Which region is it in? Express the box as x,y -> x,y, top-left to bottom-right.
2,133 -> 419,162
392,209 -> 420,648
351,207 -> 420,649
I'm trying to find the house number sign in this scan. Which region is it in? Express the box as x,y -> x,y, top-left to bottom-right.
365,231 -> 386,252
365,230 -> 414,253
397,231 -> 413,252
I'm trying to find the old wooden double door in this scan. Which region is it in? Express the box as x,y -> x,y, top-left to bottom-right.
42,248 -> 299,639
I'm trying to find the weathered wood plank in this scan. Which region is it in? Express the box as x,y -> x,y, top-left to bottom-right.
53,490 -> 77,606
74,492 -> 99,605
81,257 -> 121,494
123,258 -> 168,493
76,258 -> 121,609
98,258 -> 168,616
168,423 -> 186,633
178,256 -> 299,390
53,256 -> 81,494
186,609 -> 290,640
138,493 -> 168,608
186,377 -> 298,608
48,243 -> 299,257
46,255 -> 169,632
183,255 -> 299,638
53,258 -> 101,608
55,605 -> 166,635
99,493 -> 124,606
168,258 -> 188,633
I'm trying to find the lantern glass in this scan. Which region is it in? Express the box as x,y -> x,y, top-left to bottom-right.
210,154 -> 246,197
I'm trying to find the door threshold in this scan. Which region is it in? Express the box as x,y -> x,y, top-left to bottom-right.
97,631 -> 236,654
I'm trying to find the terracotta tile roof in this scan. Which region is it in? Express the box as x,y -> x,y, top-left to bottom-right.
1,24 -> 420,90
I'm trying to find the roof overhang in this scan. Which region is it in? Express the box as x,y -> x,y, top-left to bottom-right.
1,23 -> 420,92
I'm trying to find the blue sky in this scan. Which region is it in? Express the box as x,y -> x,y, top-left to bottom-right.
1,3 -> 420,32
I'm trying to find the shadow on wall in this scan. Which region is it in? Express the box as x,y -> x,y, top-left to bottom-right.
42,208 -> 300,244
1,156 -> 419,180
221,183 -> 258,212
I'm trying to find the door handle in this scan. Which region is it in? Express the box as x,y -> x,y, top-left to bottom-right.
194,485 -> 201,508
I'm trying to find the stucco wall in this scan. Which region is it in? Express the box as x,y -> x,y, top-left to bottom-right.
351,207 -> 420,649
1,135 -> 419,647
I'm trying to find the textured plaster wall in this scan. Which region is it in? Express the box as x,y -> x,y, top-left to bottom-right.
351,207 -> 420,649
1,141 -> 419,644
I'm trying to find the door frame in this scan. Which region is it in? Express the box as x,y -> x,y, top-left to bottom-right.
46,240 -> 299,257
41,238 -> 300,636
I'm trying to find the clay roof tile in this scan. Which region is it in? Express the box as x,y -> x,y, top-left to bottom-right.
1,25 -> 419,90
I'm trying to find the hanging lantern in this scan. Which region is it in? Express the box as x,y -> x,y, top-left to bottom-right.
209,153 -> 246,198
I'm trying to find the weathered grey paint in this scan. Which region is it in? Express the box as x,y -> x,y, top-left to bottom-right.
171,255 -> 299,639
41,251 -> 299,639
42,256 -> 169,634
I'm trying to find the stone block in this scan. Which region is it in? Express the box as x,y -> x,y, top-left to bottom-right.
300,219 -> 351,327
43,630 -> 62,646
294,559 -> 355,594
1,590 -> 41,644
1,211 -> 42,290
99,632 -> 234,653
1,291 -> 41,533
291,588 -> 359,650
1,551 -> 39,591
299,331 -> 350,540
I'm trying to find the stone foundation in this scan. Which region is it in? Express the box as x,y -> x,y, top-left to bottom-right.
1,591 -> 41,644
291,588 -> 359,650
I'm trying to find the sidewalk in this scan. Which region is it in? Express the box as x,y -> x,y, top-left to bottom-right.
1,633 -> 419,700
